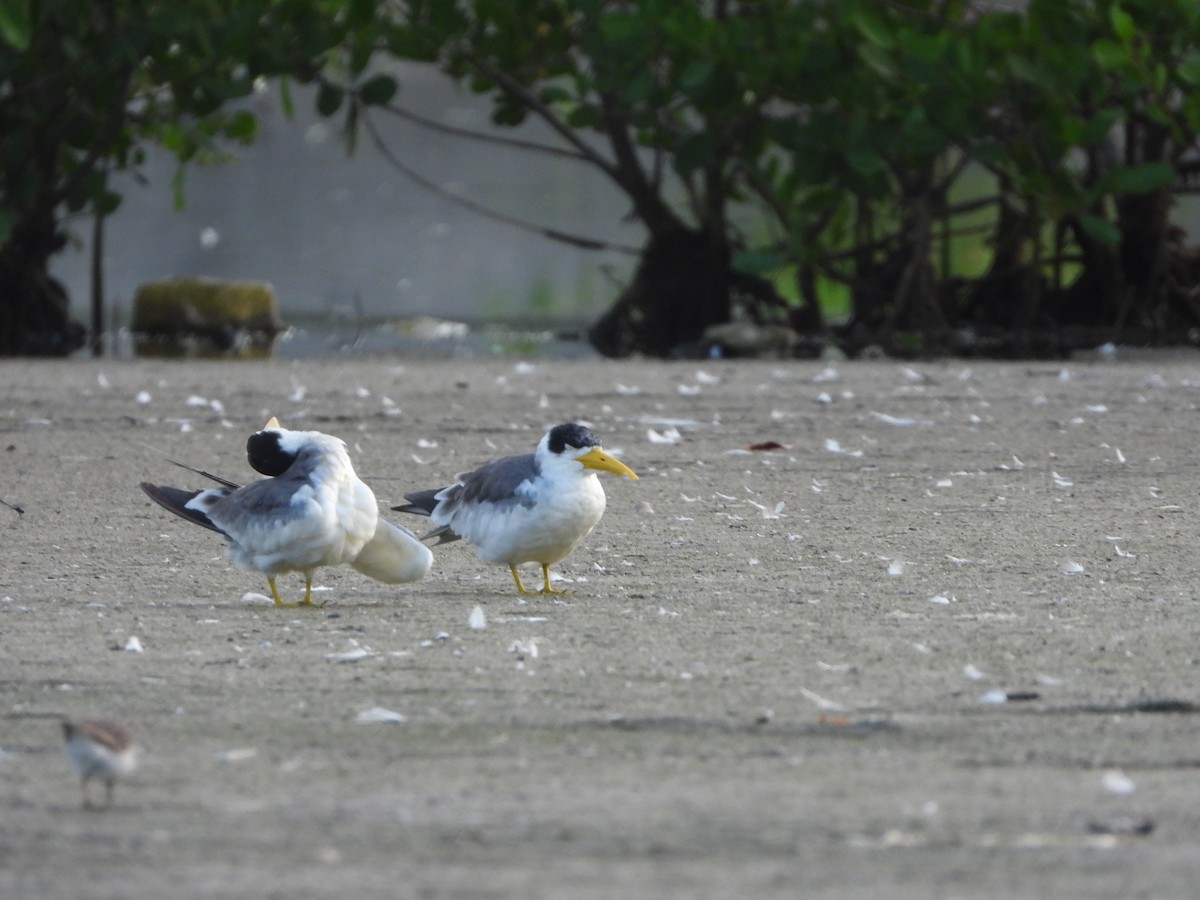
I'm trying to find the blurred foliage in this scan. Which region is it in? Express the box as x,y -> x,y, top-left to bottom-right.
355,0 -> 1200,354
4,0 -> 1200,356
0,0 -> 369,353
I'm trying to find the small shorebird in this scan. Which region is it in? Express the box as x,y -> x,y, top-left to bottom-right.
141,417 -> 432,606
394,423 -> 637,594
62,720 -> 138,809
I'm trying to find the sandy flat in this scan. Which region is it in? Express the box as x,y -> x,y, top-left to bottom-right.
2,355 -> 1198,899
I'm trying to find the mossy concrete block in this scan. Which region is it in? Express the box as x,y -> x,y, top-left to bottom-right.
132,277 -> 285,358
133,277 -> 284,337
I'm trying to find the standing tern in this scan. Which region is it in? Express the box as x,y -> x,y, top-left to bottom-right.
394,423 -> 637,594
141,418 -> 432,607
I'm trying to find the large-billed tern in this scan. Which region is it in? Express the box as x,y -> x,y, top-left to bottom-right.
141,418 -> 432,606
394,423 -> 637,594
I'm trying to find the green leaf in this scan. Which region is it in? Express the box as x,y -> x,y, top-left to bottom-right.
1091,39 -> 1128,70
1078,214 -> 1121,246
1104,162 -> 1176,195
678,58 -> 714,94
317,81 -> 344,117
597,11 -> 643,48
95,189 -> 122,217
1109,5 -> 1134,44
846,147 -> 886,178
857,42 -> 895,78
566,103 -> 602,130
223,110 -> 257,143
0,0 -> 31,51
853,11 -> 895,49
1178,50 -> 1200,86
358,74 -> 398,106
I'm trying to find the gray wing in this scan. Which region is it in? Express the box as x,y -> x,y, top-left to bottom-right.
394,453 -> 540,544
207,470 -> 310,535
456,453 -> 540,506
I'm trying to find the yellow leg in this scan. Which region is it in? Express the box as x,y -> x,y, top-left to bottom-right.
540,564 -> 567,595
301,571 -> 315,606
267,576 -> 300,608
509,565 -> 530,594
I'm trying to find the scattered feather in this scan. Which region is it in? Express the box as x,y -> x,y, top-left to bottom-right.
929,595 -> 952,605
326,647 -> 374,662
963,664 -> 987,681
1061,561 -> 1085,575
887,560 -> 905,577
747,500 -> 785,519
647,427 -> 682,444
639,416 -> 701,428
812,366 -> 839,384
214,747 -> 258,763
800,687 -> 849,712
816,392 -> 833,405
824,438 -> 863,457
355,707 -> 408,725
695,370 -> 721,385
241,592 -> 274,605
123,636 -> 144,653
979,689 -> 1009,704
817,661 -> 857,674
871,411 -> 934,427
469,605 -> 487,631
1052,472 -> 1073,489
614,383 -> 641,396
677,384 -> 702,396
1102,770 -> 1136,795
136,391 -> 152,405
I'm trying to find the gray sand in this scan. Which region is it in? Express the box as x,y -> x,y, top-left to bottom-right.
2,356 -> 1199,898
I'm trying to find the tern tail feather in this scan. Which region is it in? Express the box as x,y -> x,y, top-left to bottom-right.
350,519 -> 433,584
140,482 -> 225,534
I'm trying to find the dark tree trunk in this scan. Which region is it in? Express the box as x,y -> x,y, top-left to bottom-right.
588,228 -> 733,357
0,213 -> 85,356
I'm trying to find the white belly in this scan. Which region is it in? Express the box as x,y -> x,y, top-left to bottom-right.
454,476 -> 607,566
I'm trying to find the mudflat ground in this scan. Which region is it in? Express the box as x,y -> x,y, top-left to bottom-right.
2,354 -> 1200,899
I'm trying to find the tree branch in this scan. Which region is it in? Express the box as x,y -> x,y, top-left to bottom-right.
361,109 -> 639,254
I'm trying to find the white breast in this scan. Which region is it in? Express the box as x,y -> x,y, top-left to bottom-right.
458,473 -> 607,566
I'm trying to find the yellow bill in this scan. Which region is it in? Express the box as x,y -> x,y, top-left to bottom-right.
578,447 -> 638,480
